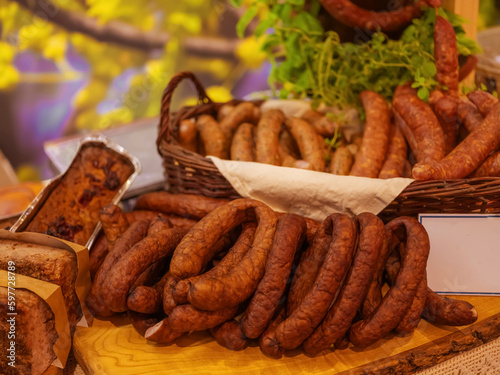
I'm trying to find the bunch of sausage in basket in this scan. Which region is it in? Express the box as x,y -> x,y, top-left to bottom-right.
86,192 -> 477,357
163,10 -> 500,182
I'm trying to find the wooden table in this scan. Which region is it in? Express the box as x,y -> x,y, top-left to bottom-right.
72,295 -> 500,375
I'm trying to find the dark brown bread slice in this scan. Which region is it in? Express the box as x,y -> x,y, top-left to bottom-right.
0,239 -> 80,330
0,287 -> 58,375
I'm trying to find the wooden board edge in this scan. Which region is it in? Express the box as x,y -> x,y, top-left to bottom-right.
341,312 -> 500,375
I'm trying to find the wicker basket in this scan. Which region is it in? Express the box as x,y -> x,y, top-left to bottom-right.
157,71 -> 500,218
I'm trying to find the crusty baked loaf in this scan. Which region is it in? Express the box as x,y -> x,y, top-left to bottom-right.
0,287 -> 58,375
26,143 -> 134,246
0,239 -> 80,331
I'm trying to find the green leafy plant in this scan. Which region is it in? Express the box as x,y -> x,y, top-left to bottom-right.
232,0 -> 482,109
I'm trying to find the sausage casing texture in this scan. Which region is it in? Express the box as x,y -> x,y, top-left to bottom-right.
147,214 -> 173,235
101,227 -> 188,312
473,150 -> 500,177
285,117 -> 325,172
144,318 -> 185,344
230,122 -> 256,162
178,118 -> 197,153
210,320 -> 249,351
172,222 -> 256,305
86,220 -> 150,317
274,214 -> 357,350
385,249 -> 428,335
301,109 -> 339,137
434,95 -> 459,154
378,122 -> 408,179
330,146 -> 354,175
303,213 -> 383,355
457,98 -> 484,133
99,204 -> 129,250
128,272 -> 170,314
169,199 -> 262,281
134,192 -> 228,220
168,304 -> 239,332
467,90 -> 498,117
319,0 -> 424,32
89,234 -> 108,280
219,102 -> 256,146
256,109 -> 285,166
286,227 -> 331,315
422,290 -> 478,326
187,200 -> 278,311
129,311 -> 163,337
413,102 -> 500,180
393,94 -> 445,164
349,216 -> 430,348
259,307 -> 286,359
434,15 -> 459,94
350,91 -> 390,178
240,214 -> 306,339
196,114 -> 228,159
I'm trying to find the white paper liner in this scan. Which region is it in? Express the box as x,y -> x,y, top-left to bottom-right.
208,157 -> 414,222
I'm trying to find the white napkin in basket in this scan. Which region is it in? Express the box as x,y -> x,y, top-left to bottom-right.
208,156 -> 414,222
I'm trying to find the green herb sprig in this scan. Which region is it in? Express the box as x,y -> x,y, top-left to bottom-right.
232,0 -> 482,109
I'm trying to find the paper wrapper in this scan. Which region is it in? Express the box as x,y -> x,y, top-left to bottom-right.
208,158 -> 413,222
0,270 -> 71,370
0,230 -> 93,328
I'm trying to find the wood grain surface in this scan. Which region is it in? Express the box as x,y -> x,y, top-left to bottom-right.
73,296 -> 500,375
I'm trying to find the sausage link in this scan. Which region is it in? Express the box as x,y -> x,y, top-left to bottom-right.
147,214 -> 173,236
89,234 -> 108,280
393,94 -> 445,164
385,249 -> 428,335
303,213 -> 383,355
457,98 -> 484,133
434,95 -> 460,154
144,318 -> 185,344
240,214 -> 306,339
178,118 -> 197,153
196,114 -> 228,159
413,102 -> 500,180
434,15 -> 459,94
128,272 -> 170,314
258,307 -> 286,359
256,109 -> 285,166
467,90 -> 498,117
134,192 -> 228,220
349,216 -> 430,348
301,109 -> 339,137
210,320 -> 249,351
350,91 -> 390,177
285,117 -> 326,172
230,122 -> 256,162
168,304 -> 239,332
378,122 -> 408,179
129,310 -> 162,337
86,220 -> 149,317
172,222 -> 256,305
219,102 -> 256,146
422,291 -> 478,326
473,150 -> 500,177
319,0 -> 425,32
330,146 -> 354,175
101,227 -> 188,312
187,201 -> 278,311
274,214 -> 357,350
99,204 -> 129,250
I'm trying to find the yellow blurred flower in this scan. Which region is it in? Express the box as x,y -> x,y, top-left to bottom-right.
0,41 -> 15,63
206,85 -> 233,102
16,164 -> 41,183
169,12 -> 201,34
236,36 -> 266,70
43,33 -> 67,62
74,79 -> 110,109
75,109 -> 100,130
0,65 -> 19,90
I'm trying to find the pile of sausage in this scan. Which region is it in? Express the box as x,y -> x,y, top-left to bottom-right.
86,192 -> 478,357
176,5 -> 500,181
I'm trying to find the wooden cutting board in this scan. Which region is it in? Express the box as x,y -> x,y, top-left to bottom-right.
73,295 -> 500,375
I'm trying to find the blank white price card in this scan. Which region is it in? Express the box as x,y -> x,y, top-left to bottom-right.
419,214 -> 500,296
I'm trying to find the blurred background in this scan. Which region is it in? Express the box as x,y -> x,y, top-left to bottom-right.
0,0 -> 499,183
